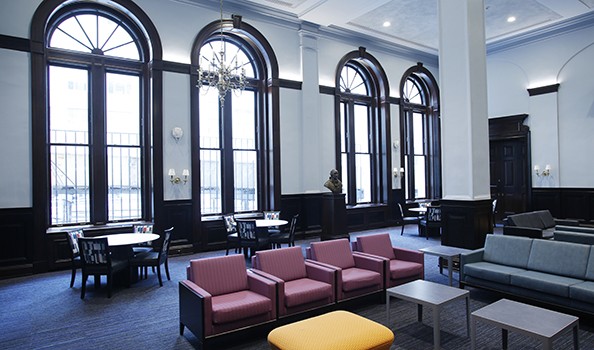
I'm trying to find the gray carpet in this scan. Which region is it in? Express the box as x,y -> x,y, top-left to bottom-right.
1,225 -> 593,349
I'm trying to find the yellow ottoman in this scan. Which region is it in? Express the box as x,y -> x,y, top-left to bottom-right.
268,310 -> 394,350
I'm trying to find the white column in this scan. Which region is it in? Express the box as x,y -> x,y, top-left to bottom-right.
438,0 -> 490,201
299,23 -> 324,192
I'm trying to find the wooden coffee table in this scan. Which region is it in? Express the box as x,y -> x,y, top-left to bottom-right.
386,279 -> 470,350
471,298 -> 579,350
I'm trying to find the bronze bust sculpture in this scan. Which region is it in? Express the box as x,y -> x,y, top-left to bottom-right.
324,169 -> 343,194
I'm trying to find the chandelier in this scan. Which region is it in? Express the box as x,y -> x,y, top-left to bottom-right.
196,0 -> 247,104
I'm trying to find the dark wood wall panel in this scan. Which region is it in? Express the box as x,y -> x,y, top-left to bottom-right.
0,208 -> 34,278
163,200 -> 194,254
532,188 -> 594,223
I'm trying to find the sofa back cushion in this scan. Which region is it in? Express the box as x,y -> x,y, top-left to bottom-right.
483,235 -> 533,268
310,239 -> 355,269
534,210 -> 556,229
527,239 -> 590,279
508,212 -> 545,229
189,255 -> 248,296
356,233 -> 396,260
255,246 -> 307,281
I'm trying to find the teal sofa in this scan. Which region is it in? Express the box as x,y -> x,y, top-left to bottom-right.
461,234 -> 594,315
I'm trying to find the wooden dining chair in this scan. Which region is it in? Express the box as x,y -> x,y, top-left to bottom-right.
268,214 -> 299,248
397,203 -> 420,236
222,214 -> 240,255
132,223 -> 154,255
236,220 -> 269,258
129,227 -> 173,286
79,237 -> 129,298
65,229 -> 84,288
263,211 -> 281,235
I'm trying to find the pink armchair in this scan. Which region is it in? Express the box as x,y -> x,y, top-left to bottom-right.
179,254 -> 276,346
354,233 -> 424,288
251,246 -> 335,317
308,239 -> 384,301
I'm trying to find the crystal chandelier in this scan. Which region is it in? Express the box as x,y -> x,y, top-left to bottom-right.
196,0 -> 247,104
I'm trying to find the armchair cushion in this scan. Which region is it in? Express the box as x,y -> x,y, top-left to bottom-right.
255,246 -> 307,282
284,278 -> 333,307
310,239 -> 355,269
356,233 -> 396,260
188,255 -> 249,296
342,268 -> 382,292
388,260 -> 422,280
211,290 -> 273,324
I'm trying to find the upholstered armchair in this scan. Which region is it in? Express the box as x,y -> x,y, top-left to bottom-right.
307,239 -> 384,301
179,254 -> 276,346
354,233 -> 424,288
251,246 -> 335,317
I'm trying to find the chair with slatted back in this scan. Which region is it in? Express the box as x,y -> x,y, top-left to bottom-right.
236,219 -> 269,258
263,210 -> 281,235
132,223 -> 154,255
398,203 -> 420,236
268,214 -> 299,249
79,237 -> 129,298
129,227 -> 174,286
419,205 -> 442,239
65,229 -> 84,288
222,214 -> 240,255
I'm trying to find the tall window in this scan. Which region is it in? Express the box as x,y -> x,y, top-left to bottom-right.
43,6 -> 151,226
335,49 -> 390,206
194,18 -> 279,216
339,64 -> 373,204
400,64 -> 440,201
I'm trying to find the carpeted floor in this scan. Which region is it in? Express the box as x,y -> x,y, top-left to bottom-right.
1,225 -> 593,349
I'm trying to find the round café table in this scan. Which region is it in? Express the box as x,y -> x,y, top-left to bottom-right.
98,233 -> 160,246
255,219 -> 288,228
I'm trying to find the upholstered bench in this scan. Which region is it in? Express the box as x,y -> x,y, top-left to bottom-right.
268,310 -> 394,350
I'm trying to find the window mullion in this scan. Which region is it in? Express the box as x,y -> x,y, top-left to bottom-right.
90,64 -> 108,224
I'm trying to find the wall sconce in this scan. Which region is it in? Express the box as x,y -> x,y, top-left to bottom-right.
168,168 -> 189,184
534,164 -> 551,177
393,167 -> 405,177
171,127 -> 183,142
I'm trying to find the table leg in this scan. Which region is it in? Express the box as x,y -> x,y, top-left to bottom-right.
502,328 -> 508,349
544,338 -> 553,350
433,306 -> 440,350
418,304 -> 423,322
470,316 -> 476,350
386,292 -> 391,324
573,325 -> 580,350
465,296 -> 470,337
447,256 -> 454,286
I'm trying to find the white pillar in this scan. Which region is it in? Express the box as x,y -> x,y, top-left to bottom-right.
438,0 -> 491,201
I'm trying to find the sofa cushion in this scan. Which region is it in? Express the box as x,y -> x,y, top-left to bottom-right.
388,259 -> 423,280
211,290 -> 272,324
311,239 -> 355,269
569,281 -> 594,303
284,278 -> 333,307
256,247 -> 307,282
463,262 -> 527,285
510,270 -> 583,298
509,212 -> 545,229
356,233 -> 396,260
189,255 -> 249,296
535,210 -> 556,229
341,267 -> 382,292
483,235 -> 533,268
527,239 -> 589,279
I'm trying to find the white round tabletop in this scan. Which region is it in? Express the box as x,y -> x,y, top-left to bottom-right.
409,207 -> 427,213
98,233 -> 160,246
256,219 -> 288,227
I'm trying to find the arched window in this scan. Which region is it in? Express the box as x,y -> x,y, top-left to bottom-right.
335,49 -> 390,206
400,63 -> 441,201
192,17 -> 280,216
32,1 -> 157,227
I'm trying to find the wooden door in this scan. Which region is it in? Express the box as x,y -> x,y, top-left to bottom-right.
490,139 -> 528,222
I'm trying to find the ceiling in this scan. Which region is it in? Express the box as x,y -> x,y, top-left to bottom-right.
204,0 -> 594,55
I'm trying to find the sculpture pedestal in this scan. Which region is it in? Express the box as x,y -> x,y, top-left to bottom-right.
321,193 -> 349,241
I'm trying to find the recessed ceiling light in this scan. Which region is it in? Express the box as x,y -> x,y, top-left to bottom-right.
383,21 -> 391,27
507,16 -> 516,23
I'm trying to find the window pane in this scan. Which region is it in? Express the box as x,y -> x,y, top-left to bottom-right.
49,66 -> 88,144
413,112 -> 424,154
356,154 -> 371,203
341,153 -> 348,199
414,155 -> 426,198
404,78 -> 423,104
354,105 -> 369,153
199,88 -> 220,148
50,145 -> 90,224
234,150 -> 257,212
199,39 -> 255,78
106,73 -> 140,146
108,146 -> 141,220
339,66 -> 368,95
232,91 -> 256,150
340,103 -> 346,153
201,150 -> 221,215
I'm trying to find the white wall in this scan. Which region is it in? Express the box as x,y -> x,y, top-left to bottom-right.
486,25 -> 594,188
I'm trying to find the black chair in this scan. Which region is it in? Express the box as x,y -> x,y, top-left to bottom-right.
419,205 -> 442,239
222,214 -> 240,255
79,237 -> 129,299
65,229 -> 84,288
268,214 -> 299,249
236,219 -> 269,258
129,227 -> 173,287
132,223 -> 154,255
263,210 -> 281,235
398,203 -> 420,236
